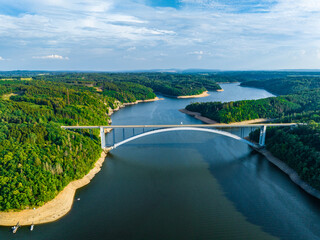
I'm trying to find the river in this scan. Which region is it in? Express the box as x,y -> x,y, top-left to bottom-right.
2,83 -> 320,240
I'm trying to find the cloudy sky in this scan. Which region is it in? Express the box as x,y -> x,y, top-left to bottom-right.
0,0 -> 320,71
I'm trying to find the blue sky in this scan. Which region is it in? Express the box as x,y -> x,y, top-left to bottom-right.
0,0 -> 320,71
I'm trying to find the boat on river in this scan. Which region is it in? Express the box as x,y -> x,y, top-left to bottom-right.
12,222 -> 20,234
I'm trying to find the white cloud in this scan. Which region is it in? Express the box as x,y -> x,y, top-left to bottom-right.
187,50 -> 204,59
1,0 -> 320,70
33,54 -> 69,60
275,0 -> 320,13
0,56 -> 5,61
123,55 -> 146,61
188,51 -> 204,55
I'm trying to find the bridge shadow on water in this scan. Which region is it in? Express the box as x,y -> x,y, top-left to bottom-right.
114,133 -> 320,240
105,130 -> 320,240
195,137 -> 320,240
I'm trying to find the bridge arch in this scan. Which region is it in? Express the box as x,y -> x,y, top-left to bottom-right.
111,127 -> 256,149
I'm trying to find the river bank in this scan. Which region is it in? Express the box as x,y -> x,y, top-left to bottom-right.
108,97 -> 163,116
159,89 -> 224,99
180,107 -> 320,199
176,89 -> 224,98
177,91 -> 210,99
252,147 -> 320,200
179,109 -> 218,124
179,108 -> 271,125
0,151 -> 108,226
0,97 -> 162,227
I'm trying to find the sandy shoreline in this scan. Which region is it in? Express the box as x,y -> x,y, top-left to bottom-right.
3,92 -> 317,227
179,109 -> 218,124
108,97 -> 163,116
0,96 -> 163,227
181,107 -> 320,200
177,91 -> 210,99
0,151 -> 109,226
179,108 -> 271,125
253,147 -> 320,200
181,105 -> 320,199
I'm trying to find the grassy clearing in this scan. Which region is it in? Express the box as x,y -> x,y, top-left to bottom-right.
2,93 -> 17,100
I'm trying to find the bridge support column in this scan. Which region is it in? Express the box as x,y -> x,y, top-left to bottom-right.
100,127 -> 106,149
259,125 -> 267,147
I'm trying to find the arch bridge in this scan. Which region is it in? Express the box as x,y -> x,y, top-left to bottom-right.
61,123 -> 297,150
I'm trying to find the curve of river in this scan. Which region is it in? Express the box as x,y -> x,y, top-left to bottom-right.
2,83 -> 320,240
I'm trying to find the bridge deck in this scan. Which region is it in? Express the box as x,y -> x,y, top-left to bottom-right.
61,123 -> 299,149
61,123 -> 297,129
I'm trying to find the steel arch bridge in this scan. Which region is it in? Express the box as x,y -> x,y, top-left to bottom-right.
61,123 -> 297,150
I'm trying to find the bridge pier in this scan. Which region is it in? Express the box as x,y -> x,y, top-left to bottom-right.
259,125 -> 267,147
100,127 -> 106,149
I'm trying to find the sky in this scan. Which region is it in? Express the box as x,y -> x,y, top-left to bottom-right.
0,0 -> 320,71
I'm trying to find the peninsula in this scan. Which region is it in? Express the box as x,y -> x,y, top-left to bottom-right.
0,72 -> 224,225
183,76 -> 320,197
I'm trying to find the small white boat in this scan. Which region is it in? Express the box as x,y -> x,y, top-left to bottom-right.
12,222 -> 20,234
30,223 -> 34,231
77,198 -> 80,201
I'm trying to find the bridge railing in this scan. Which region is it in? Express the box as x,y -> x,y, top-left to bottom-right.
61,123 -> 298,149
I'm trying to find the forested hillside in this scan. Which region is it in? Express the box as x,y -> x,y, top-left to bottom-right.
32,72 -> 222,97
0,76 -> 156,211
186,89 -> 320,123
250,124 -> 320,191
241,77 -> 320,95
0,71 -> 225,211
185,74 -> 320,192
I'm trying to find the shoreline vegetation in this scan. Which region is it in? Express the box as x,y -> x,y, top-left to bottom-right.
107,97 -> 163,116
179,108 -> 271,125
177,91 -> 210,99
180,108 -> 320,200
253,147 -> 320,200
1,73 -> 222,224
0,151 -> 107,226
2,71 -> 320,227
0,96 -> 161,227
170,89 -> 223,99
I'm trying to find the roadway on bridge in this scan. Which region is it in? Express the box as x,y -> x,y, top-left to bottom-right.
61,123 -> 297,129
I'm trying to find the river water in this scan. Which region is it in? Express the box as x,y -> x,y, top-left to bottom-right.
2,83 -> 320,240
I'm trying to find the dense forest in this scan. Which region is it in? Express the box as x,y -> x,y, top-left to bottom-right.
186,89 -> 320,123
185,74 -> 320,192
0,72 -> 226,211
249,124 -> 320,191
2,71 -> 320,210
0,74 -> 162,211
32,72 -> 222,97
214,71 -> 320,82
240,77 -> 320,95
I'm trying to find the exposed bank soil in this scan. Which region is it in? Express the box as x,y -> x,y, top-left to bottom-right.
177,91 -> 210,99
179,109 -> 218,124
108,97 -> 163,117
252,148 -> 320,200
176,89 -> 224,99
179,109 -> 271,125
0,151 -> 109,226
2,93 -> 18,100
0,97 -> 164,227
180,108 -> 320,198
